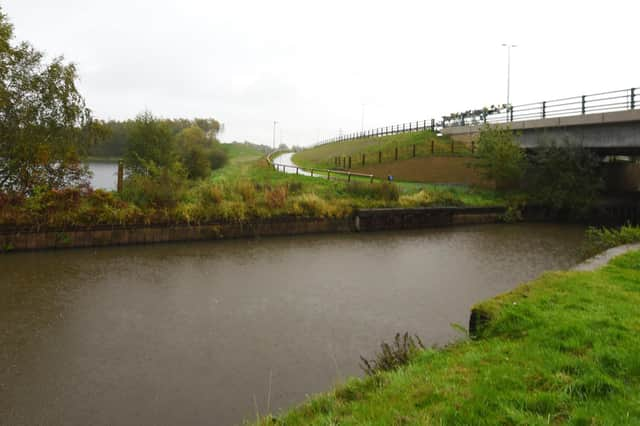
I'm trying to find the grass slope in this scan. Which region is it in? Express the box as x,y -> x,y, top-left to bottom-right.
293,130 -> 472,170
261,250 -> 640,425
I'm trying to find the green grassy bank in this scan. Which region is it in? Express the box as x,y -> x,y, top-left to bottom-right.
293,130 -> 472,170
259,249 -> 640,425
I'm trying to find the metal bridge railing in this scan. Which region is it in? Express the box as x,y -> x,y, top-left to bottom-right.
316,86 -> 639,146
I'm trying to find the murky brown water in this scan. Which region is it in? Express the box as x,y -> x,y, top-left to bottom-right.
0,224 -> 584,425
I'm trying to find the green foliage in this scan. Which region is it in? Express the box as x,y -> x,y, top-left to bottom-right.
581,223 -> 640,258
123,111 -> 176,176
525,138 -> 603,217
0,9 -> 99,195
121,166 -> 187,209
344,182 -> 400,201
474,125 -> 525,188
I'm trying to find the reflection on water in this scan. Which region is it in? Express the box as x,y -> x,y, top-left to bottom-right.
0,224 -> 585,425
87,162 -> 118,190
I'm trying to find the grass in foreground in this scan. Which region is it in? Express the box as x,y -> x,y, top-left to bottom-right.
258,250 -> 640,425
293,130 -> 472,170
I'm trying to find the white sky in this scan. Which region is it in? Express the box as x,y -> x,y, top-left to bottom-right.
3,0 -> 639,146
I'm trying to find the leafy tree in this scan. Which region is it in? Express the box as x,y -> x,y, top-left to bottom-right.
524,138 -> 603,217
474,125 -> 525,189
0,9 -> 98,194
123,111 -> 176,176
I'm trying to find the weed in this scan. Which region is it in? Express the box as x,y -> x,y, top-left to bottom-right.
360,332 -> 425,376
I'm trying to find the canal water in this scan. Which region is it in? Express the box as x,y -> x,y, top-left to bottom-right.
0,224 -> 585,425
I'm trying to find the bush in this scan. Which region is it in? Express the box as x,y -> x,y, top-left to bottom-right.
121,167 -> 187,208
581,224 -> 640,258
524,138 -> 603,217
208,148 -> 228,170
199,184 -> 224,205
182,145 -> 211,179
474,125 -> 525,189
236,180 -> 256,205
265,185 -> 287,209
360,333 -> 425,376
291,193 -> 331,217
345,182 -> 399,202
399,190 -> 432,207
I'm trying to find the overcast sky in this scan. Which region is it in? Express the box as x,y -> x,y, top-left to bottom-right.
3,0 -> 639,146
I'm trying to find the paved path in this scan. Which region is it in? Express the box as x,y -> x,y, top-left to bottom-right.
572,243 -> 640,272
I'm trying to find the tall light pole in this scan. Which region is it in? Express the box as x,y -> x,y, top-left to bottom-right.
272,121 -> 278,151
501,43 -> 517,108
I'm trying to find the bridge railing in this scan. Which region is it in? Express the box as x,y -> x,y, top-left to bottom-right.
316,86 -> 639,146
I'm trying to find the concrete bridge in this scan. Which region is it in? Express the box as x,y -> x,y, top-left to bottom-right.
318,87 -> 640,155
442,88 -> 640,155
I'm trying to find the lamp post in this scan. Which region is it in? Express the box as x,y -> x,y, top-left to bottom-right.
272,121 -> 278,151
501,43 -> 517,109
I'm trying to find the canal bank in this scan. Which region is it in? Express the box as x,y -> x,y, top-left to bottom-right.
0,206 -> 507,252
264,244 -> 640,424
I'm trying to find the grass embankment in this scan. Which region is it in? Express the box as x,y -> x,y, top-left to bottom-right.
292,131 -> 490,186
261,250 -> 640,425
293,130 -> 472,170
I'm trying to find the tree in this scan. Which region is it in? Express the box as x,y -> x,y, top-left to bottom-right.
474,125 -> 525,189
123,111 -> 176,176
524,138 -> 603,217
0,9 -> 98,194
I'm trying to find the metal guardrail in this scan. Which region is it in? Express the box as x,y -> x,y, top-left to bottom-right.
316,86 -> 639,145
267,152 -> 375,183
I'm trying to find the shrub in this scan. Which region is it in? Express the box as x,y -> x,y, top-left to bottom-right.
199,184 -> 224,205
121,167 -> 187,208
291,193 -> 331,217
182,145 -> 211,179
236,180 -> 256,205
581,224 -> 640,258
265,185 -> 288,209
524,138 -> 603,217
345,182 -> 399,202
360,333 -> 425,376
474,125 -> 525,189
399,190 -> 432,207
208,148 -> 228,170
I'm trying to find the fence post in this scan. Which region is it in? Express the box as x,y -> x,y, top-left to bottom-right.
632,88 -> 636,110
348,156 -> 351,169
413,144 -> 416,157
471,141 -> 475,154
542,101 -> 546,119
117,160 -> 124,193
310,168 -> 314,177
395,146 -> 398,160
378,151 -> 382,163
348,173 -> 351,183
431,139 -> 434,154
509,106 -> 514,122
581,95 -> 586,115
431,119 -> 435,132
362,153 -> 365,166
296,167 -> 299,175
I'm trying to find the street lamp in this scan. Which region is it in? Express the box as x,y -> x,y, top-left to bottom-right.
501,43 -> 517,108
272,121 -> 278,151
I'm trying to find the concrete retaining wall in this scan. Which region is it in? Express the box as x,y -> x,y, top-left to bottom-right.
0,207 -> 508,253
